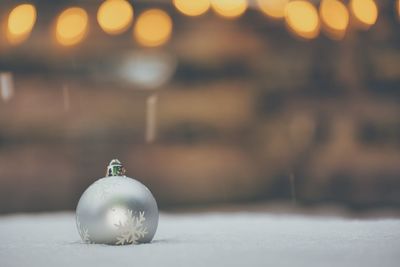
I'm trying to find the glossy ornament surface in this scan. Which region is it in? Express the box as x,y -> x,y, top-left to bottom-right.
76,159 -> 158,245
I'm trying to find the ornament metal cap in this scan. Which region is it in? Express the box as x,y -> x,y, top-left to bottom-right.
106,159 -> 126,177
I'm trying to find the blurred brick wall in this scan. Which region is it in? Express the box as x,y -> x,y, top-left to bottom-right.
1,7 -> 400,213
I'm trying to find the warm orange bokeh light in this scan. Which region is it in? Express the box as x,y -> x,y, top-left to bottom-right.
56,7 -> 89,46
349,0 -> 378,28
134,9 -> 173,47
397,0 -> 400,19
257,0 -> 289,19
6,4 -> 37,44
320,0 -> 349,40
285,1 -> 320,39
97,0 -> 133,35
211,0 -> 248,19
398,0 -> 400,19
173,0 -> 210,17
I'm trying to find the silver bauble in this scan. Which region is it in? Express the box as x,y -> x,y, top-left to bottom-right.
76,159 -> 158,245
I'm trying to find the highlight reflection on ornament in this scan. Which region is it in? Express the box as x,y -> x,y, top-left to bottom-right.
76,159 -> 158,245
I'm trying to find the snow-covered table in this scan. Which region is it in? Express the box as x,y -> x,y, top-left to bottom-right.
0,212 -> 399,267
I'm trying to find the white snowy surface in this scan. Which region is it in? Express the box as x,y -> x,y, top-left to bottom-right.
0,212 -> 399,267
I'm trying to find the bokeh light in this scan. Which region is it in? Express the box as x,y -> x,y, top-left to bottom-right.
211,0 -> 248,19
257,0 -> 289,19
6,4 -> 37,44
173,0 -> 210,17
349,0 -> 378,28
320,0 -> 349,40
56,7 -> 89,46
118,51 -> 177,88
398,0 -> 400,19
0,72 -> 14,102
97,0 -> 133,35
285,0 -> 320,39
134,9 -> 173,47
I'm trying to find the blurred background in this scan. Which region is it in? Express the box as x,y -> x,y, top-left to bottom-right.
0,0 -> 399,214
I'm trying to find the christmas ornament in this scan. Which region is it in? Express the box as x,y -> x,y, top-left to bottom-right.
76,159 -> 158,245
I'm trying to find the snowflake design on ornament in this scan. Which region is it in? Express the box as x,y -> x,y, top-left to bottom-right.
114,210 -> 148,245
76,218 -> 91,244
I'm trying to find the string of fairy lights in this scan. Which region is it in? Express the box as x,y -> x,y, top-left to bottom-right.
2,0 -> 399,48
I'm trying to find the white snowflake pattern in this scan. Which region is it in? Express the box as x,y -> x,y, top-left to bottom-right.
76,218 -> 91,243
114,210 -> 148,245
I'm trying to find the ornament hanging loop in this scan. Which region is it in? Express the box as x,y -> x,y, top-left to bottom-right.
106,159 -> 126,177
